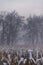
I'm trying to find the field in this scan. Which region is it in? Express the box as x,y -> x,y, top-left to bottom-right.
0,45 -> 43,65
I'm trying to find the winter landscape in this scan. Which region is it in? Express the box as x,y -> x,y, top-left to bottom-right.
0,0 -> 43,65
0,10 -> 43,65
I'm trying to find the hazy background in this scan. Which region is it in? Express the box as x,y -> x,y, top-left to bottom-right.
0,0 -> 43,49
0,0 -> 43,17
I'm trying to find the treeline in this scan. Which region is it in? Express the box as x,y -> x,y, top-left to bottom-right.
0,11 -> 43,46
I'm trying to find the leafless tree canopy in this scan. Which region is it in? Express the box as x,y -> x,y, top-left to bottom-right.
0,11 -> 43,46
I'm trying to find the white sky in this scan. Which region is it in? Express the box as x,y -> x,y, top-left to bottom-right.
0,0 -> 43,16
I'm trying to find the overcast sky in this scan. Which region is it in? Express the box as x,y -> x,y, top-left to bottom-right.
0,0 -> 43,16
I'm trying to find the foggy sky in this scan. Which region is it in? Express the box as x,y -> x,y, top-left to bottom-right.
0,0 -> 43,16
